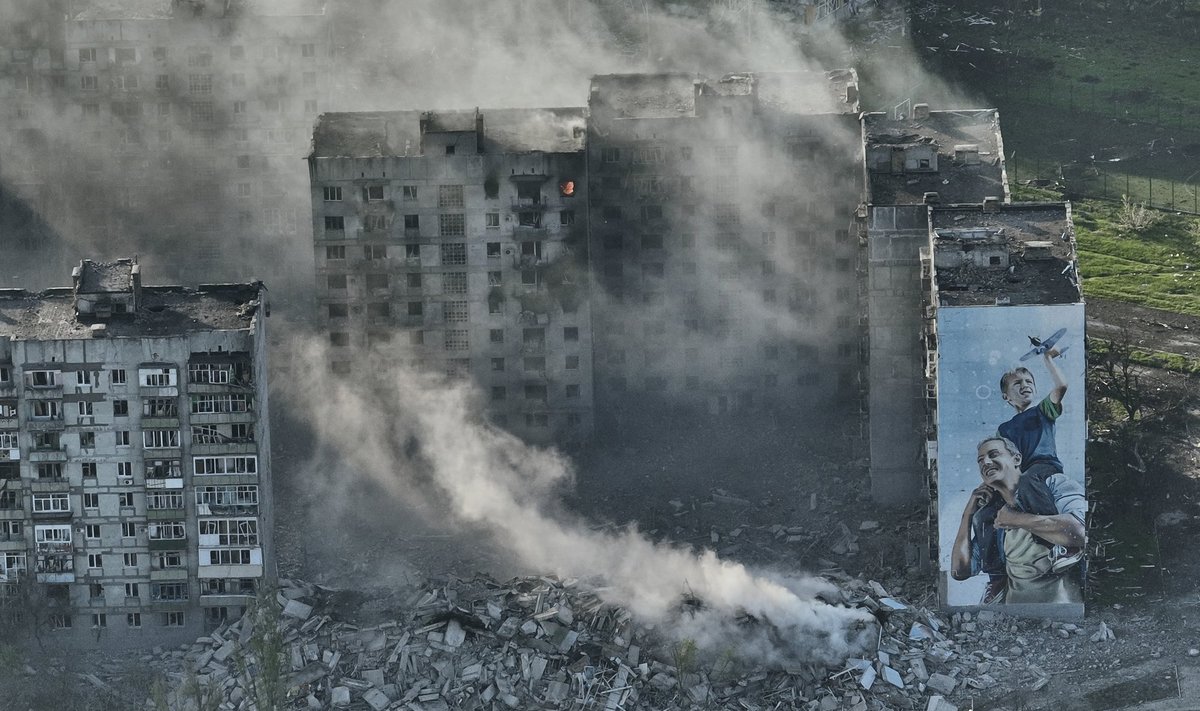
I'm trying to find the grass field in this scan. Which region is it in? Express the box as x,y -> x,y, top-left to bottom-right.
904,0 -> 1200,214
1014,184 -> 1200,316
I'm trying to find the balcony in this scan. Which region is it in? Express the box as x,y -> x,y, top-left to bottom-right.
145,477 -> 184,490
147,508 -> 186,520
190,442 -> 258,457
30,479 -> 70,493
28,448 -> 67,462
25,418 -> 65,432
149,538 -> 187,551
141,417 -> 181,429
511,198 -> 546,211
31,507 -> 72,521
150,568 -> 189,582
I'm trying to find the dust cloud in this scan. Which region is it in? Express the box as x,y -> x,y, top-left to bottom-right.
284,338 -> 876,666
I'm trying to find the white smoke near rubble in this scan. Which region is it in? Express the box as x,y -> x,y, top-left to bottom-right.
284,338 -> 877,667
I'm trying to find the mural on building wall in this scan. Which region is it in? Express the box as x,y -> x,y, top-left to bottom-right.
936,303 -> 1087,608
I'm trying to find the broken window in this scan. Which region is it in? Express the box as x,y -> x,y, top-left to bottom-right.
31,401 -> 61,420
362,185 -> 385,202
444,330 -> 469,351
521,241 -> 542,259
518,212 -> 541,228
402,186 -> 418,200
329,332 -> 350,347
486,242 -> 502,259
524,384 -> 547,402
488,271 -> 502,286
565,355 -> 579,371
326,245 -> 345,260
490,386 -> 506,402
490,329 -> 504,344
486,212 -> 500,228
601,147 -> 620,163
365,273 -> 388,290
641,205 -> 663,222
324,216 -> 344,232
143,430 -> 180,449
327,274 -> 347,289
563,327 -> 579,342
524,357 -> 546,371
405,244 -> 421,260
521,270 -> 540,287
491,358 -> 505,371
407,302 -> 423,317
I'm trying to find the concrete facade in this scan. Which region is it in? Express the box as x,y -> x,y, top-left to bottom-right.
307,109 -> 594,442
0,259 -> 273,646
586,71 -> 866,425
862,107 -> 1009,504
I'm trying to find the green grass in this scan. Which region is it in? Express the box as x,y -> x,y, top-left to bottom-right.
907,1 -> 1200,213
1015,184 -> 1200,315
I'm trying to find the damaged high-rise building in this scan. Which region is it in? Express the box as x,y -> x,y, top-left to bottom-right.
307,109 -> 595,441
0,259 -> 275,643
307,71 -> 867,438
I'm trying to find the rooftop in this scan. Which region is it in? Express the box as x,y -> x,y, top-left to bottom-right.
929,202 -> 1081,307
589,70 -> 860,120
311,108 -> 587,159
0,284 -> 264,340
71,0 -> 325,21
76,259 -> 134,293
864,109 -> 1007,205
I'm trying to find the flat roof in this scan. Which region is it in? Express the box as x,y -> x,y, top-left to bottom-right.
864,109 -> 1006,205
0,284 -> 263,341
71,0 -> 325,21
311,108 -> 587,159
930,202 -> 1081,307
77,260 -> 133,293
589,70 -> 860,119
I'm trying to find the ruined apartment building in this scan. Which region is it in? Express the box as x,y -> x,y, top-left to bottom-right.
0,0 -> 332,289
0,259 -> 274,645
862,106 -> 1008,503
586,71 -> 865,423
307,109 -> 594,442
923,201 -> 1085,614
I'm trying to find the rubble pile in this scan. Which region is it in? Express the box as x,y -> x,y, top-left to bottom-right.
151,571 -> 1125,711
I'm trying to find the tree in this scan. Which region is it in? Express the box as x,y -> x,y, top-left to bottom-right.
234,587 -> 287,711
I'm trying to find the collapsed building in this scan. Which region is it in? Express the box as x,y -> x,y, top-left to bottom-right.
0,259 -> 275,644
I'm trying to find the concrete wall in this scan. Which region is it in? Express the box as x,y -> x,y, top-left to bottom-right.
866,205 -> 929,504
309,149 -> 595,443
0,313 -> 270,648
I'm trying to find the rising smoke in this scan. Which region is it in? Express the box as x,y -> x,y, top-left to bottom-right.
285,338 -> 876,667
0,0 -> 976,664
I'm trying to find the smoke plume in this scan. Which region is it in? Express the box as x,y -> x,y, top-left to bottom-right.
285,338 -> 875,667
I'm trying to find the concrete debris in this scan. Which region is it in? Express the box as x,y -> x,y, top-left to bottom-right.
1090,621 -> 1117,643
152,574 -> 1081,710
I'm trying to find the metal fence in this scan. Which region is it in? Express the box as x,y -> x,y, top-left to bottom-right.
1010,154 -> 1200,215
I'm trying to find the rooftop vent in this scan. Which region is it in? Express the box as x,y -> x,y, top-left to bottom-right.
982,196 -> 1001,212
923,191 -> 940,204
912,103 -> 931,121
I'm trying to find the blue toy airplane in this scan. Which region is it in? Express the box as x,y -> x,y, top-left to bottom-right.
1019,327 -> 1069,362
